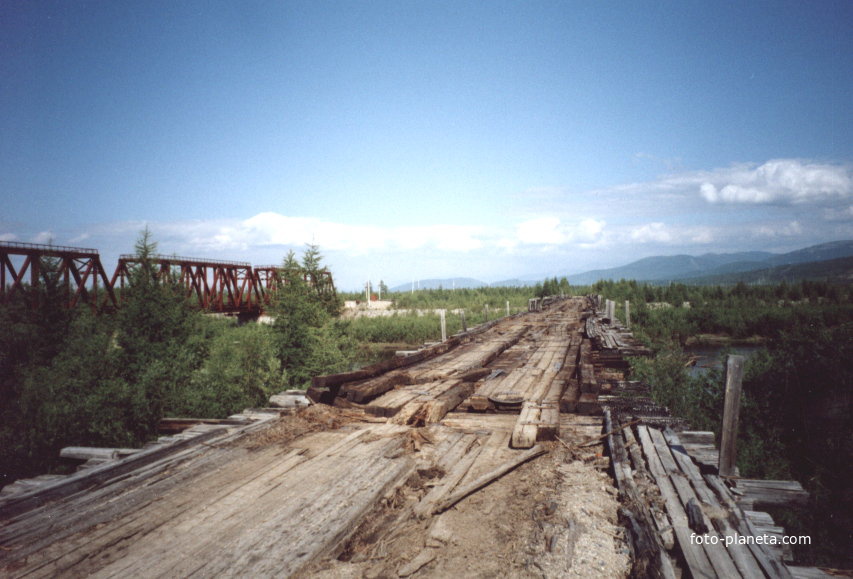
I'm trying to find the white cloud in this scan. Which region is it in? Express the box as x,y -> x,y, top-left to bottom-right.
69,233 -> 91,244
32,231 -> 54,244
753,221 -> 803,238
576,218 -> 606,243
630,222 -> 673,243
515,217 -> 606,247
823,205 -> 853,221
699,159 -> 852,204
0,233 -> 18,242
623,222 -> 717,246
238,212 -> 485,254
690,227 -> 715,244
517,217 -> 564,244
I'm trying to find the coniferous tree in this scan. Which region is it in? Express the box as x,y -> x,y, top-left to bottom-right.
116,227 -> 202,438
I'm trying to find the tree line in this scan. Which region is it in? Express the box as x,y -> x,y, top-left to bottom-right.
0,230 -> 353,489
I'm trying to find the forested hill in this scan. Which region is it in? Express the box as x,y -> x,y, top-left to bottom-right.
677,255 -> 853,285
566,240 -> 853,285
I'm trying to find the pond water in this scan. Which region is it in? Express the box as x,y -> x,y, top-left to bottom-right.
684,344 -> 765,377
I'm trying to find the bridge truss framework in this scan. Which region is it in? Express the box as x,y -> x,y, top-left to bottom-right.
0,241 -> 336,315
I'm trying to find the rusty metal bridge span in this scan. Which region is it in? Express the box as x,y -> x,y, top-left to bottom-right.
0,241 -> 335,314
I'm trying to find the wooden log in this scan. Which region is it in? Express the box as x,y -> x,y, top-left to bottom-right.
433,445 -> 548,514
311,332 -> 467,390
59,447 -> 139,461
734,479 -> 809,508
559,379 -> 581,413
414,438 -> 484,519
719,354 -> 745,477
411,382 -> 476,425
342,371 -> 412,403
576,393 -> 601,415
510,402 -> 540,448
536,406 -> 559,441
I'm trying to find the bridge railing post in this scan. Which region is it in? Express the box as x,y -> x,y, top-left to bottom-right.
719,354 -> 745,477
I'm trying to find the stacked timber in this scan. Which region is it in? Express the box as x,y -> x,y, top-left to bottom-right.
465,321 -> 575,412
510,402 -> 559,447
603,408 -> 819,578
585,303 -> 651,360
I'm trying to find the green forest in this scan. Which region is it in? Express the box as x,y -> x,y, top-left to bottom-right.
1,238 -> 850,567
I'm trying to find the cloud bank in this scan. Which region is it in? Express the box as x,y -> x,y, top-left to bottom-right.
697,159 -> 852,205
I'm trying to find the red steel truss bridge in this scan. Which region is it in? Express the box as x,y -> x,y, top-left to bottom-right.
0,241 -> 336,315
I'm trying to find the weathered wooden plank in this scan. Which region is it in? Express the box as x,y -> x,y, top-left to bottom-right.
510,402 -> 540,448
652,428 -> 742,579
576,392 -> 601,415
341,370 -> 413,403
536,406 -> 560,441
58,447 -> 140,461
604,412 -> 678,579
433,445 -> 547,514
0,426 -> 230,520
719,355 -> 745,477
704,474 -> 794,579
734,479 -> 809,508
559,379 -> 581,413
410,382 -> 476,425
414,436 -> 484,519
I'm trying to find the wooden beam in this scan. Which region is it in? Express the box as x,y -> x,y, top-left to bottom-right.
719,355 -> 745,477
433,445 -> 547,514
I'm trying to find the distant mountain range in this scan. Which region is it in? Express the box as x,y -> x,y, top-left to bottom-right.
565,240 -> 853,285
678,255 -> 853,286
387,241 -> 853,292
388,278 -> 488,292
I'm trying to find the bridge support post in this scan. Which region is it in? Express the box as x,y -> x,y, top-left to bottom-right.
439,309 -> 447,342
719,354 -> 745,477
625,300 -> 631,328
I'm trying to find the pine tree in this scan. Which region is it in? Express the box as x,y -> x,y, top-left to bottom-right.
116,228 -> 202,438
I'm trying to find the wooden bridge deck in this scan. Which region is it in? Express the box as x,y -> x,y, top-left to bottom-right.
0,297 -> 825,578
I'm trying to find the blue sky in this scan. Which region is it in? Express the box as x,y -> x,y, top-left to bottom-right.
2,1 -> 852,290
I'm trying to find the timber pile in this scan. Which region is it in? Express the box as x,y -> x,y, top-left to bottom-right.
604,409 -> 823,578
307,315 -> 512,404
310,297 -> 588,448
585,307 -> 651,360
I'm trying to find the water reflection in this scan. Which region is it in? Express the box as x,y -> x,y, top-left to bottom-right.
685,344 -> 764,376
